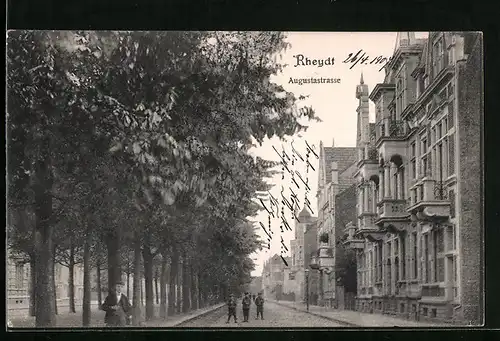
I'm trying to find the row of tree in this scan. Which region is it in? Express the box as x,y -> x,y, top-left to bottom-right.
7,30 -> 319,327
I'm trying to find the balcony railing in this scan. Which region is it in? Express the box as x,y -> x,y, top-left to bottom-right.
434,181 -> 448,200
376,119 -> 407,141
409,179 -> 450,207
367,148 -> 378,161
359,213 -> 377,229
389,120 -> 406,137
377,199 -> 408,219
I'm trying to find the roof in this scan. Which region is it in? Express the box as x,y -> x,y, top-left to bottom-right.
298,206 -> 311,218
323,146 -> 357,183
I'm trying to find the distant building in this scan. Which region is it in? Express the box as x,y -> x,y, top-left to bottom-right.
248,276 -> 263,295
286,208 -> 319,303
7,247 -> 85,307
261,254 -> 290,300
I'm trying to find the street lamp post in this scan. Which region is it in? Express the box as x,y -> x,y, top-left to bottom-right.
304,269 -> 310,312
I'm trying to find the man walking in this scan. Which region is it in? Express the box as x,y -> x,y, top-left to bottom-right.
242,292 -> 251,322
255,292 -> 264,320
102,281 -> 132,327
226,294 -> 238,324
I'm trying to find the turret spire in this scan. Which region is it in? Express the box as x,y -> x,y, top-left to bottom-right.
360,72 -> 364,85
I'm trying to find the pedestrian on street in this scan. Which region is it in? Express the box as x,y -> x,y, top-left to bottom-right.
226,294 -> 238,324
102,281 -> 132,327
242,292 -> 251,322
255,292 -> 264,320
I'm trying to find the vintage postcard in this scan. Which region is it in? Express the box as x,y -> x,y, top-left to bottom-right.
6,31 -> 483,329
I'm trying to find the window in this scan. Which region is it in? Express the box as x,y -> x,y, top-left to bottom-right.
448,101 -> 455,128
448,133 -> 455,175
424,234 -> 430,283
433,37 -> 445,78
453,256 -> 458,298
448,47 -> 455,65
401,235 -> 406,280
423,307 -> 428,316
289,273 -> 296,280
434,229 -> 445,283
431,308 -> 437,318
413,232 -> 418,279
15,263 -> 24,289
410,142 -> 417,179
397,79 -> 404,116
421,136 -> 429,177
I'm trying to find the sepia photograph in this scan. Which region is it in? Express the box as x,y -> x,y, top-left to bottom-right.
6,31 -> 483,329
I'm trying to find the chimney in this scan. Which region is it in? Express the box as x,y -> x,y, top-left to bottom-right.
331,138 -> 335,147
331,161 -> 339,184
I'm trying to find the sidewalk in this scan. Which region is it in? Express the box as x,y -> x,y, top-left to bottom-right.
271,300 -> 449,327
8,302 -> 225,328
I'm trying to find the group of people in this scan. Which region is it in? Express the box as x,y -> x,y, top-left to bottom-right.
226,292 -> 264,323
100,281 -> 267,327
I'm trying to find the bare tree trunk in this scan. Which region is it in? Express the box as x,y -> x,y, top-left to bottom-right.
176,256 -> 182,314
154,267 -> 159,305
160,254 -> 168,318
68,240 -> 76,313
182,253 -> 190,313
52,243 -> 58,316
190,265 -> 198,310
34,222 -> 56,327
96,263 -> 102,309
126,252 -> 131,299
140,277 -> 144,306
132,234 -> 142,326
82,221 -> 92,326
105,230 -> 121,292
168,250 -> 178,316
198,272 -> 203,309
33,139 -> 56,327
52,260 -> 58,315
29,254 -> 36,316
142,242 -> 155,321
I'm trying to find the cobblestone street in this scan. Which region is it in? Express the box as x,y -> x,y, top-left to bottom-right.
179,301 -> 346,328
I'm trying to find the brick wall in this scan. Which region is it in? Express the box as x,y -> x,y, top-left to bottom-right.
456,32 -> 483,325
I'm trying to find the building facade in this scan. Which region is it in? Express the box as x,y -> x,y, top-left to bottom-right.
7,250 -> 85,307
344,32 -> 483,325
286,208 -> 319,303
315,141 -> 357,306
262,254 -> 290,300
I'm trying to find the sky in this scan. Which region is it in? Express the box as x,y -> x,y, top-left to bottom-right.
249,32 -> 429,277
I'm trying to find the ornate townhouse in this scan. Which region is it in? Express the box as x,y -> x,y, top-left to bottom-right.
314,142 -> 357,307
344,32 -> 483,325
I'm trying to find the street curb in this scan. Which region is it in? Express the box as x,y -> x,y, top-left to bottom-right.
169,303 -> 226,327
270,300 -> 360,327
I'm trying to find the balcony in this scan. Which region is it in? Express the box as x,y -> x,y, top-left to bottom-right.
310,243 -> 335,271
376,119 -> 407,142
358,212 -> 378,230
421,284 -> 445,298
343,222 -> 365,250
375,199 -> 410,233
407,179 -> 450,221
